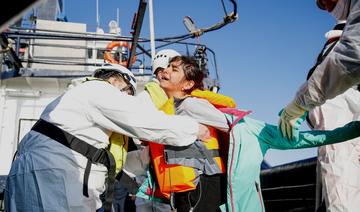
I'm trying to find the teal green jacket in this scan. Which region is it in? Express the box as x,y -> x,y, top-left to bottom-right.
221,114 -> 360,212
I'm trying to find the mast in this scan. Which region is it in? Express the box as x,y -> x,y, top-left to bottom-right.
148,0 -> 156,72
96,0 -> 100,31
117,8 -> 119,27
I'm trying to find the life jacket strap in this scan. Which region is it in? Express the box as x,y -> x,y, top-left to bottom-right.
31,119 -> 116,212
164,146 -> 219,164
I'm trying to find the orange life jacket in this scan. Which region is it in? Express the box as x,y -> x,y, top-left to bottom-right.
148,90 -> 236,199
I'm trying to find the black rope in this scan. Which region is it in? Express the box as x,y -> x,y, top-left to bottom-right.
220,0 -> 229,15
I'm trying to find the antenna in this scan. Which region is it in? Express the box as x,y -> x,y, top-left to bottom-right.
183,16 -> 196,33
115,8 -> 121,34
109,20 -> 120,34
96,0 -> 100,30
117,8 -> 119,26
148,0 -> 156,68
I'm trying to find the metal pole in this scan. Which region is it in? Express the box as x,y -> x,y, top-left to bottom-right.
117,8 -> 120,27
148,0 -> 156,72
127,0 -> 147,69
95,0 -> 99,57
15,35 -> 20,55
96,0 -> 100,30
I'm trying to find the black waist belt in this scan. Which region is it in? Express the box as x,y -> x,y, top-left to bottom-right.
32,119 -> 115,212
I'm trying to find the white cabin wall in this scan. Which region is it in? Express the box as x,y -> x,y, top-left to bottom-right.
0,77 -> 70,175
30,20 -> 87,71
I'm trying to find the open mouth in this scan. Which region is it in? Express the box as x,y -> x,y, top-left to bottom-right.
159,74 -> 169,81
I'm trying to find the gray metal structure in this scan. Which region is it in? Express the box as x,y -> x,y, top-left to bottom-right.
36,0 -> 64,21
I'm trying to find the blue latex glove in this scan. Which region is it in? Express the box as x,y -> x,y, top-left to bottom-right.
278,100 -> 307,141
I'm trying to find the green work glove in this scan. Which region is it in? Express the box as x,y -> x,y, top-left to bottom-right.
278,100 -> 307,141
297,121 -> 360,148
319,121 -> 360,144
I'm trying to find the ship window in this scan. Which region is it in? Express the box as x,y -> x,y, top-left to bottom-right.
97,50 -> 105,59
17,119 -> 38,144
87,49 -> 93,59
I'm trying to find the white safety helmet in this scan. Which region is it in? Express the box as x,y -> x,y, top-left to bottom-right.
93,63 -> 137,95
152,49 -> 181,74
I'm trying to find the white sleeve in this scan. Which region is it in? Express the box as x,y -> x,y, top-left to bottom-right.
88,82 -> 199,146
177,97 -> 229,131
136,90 -> 157,111
123,146 -> 150,177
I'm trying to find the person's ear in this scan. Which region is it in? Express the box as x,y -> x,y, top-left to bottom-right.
108,76 -> 125,87
182,80 -> 195,91
107,77 -> 116,85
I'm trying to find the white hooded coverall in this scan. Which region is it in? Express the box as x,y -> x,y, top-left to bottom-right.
310,88 -> 360,211
4,80 -> 199,212
295,0 -> 360,111
308,22 -> 360,212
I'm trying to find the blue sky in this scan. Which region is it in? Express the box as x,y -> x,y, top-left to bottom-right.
66,0 -> 335,166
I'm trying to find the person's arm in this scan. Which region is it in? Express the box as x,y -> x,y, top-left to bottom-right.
177,97 -> 229,131
136,90 -> 158,111
279,4 -> 360,140
263,119 -> 360,150
294,3 -> 360,111
88,82 -> 205,146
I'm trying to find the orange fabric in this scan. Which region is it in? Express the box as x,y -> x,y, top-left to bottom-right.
150,92 -> 235,199
191,89 -> 236,108
149,98 -> 197,198
149,143 -> 197,199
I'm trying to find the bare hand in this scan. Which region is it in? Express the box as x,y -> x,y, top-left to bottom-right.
197,124 -> 211,141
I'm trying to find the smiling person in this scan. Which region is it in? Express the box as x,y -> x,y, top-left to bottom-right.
4,63 -> 211,212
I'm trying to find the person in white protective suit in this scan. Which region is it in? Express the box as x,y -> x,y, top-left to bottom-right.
304,19 -> 360,211
129,49 -> 181,212
4,63 -> 210,212
278,0 -> 360,141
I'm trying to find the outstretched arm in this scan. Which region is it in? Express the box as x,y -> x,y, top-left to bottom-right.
294,4 -> 360,111
294,121 -> 360,149
278,3 -> 360,141
260,119 -> 360,150
88,81 -> 201,146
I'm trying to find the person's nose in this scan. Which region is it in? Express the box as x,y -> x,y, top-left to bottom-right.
162,67 -> 170,74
